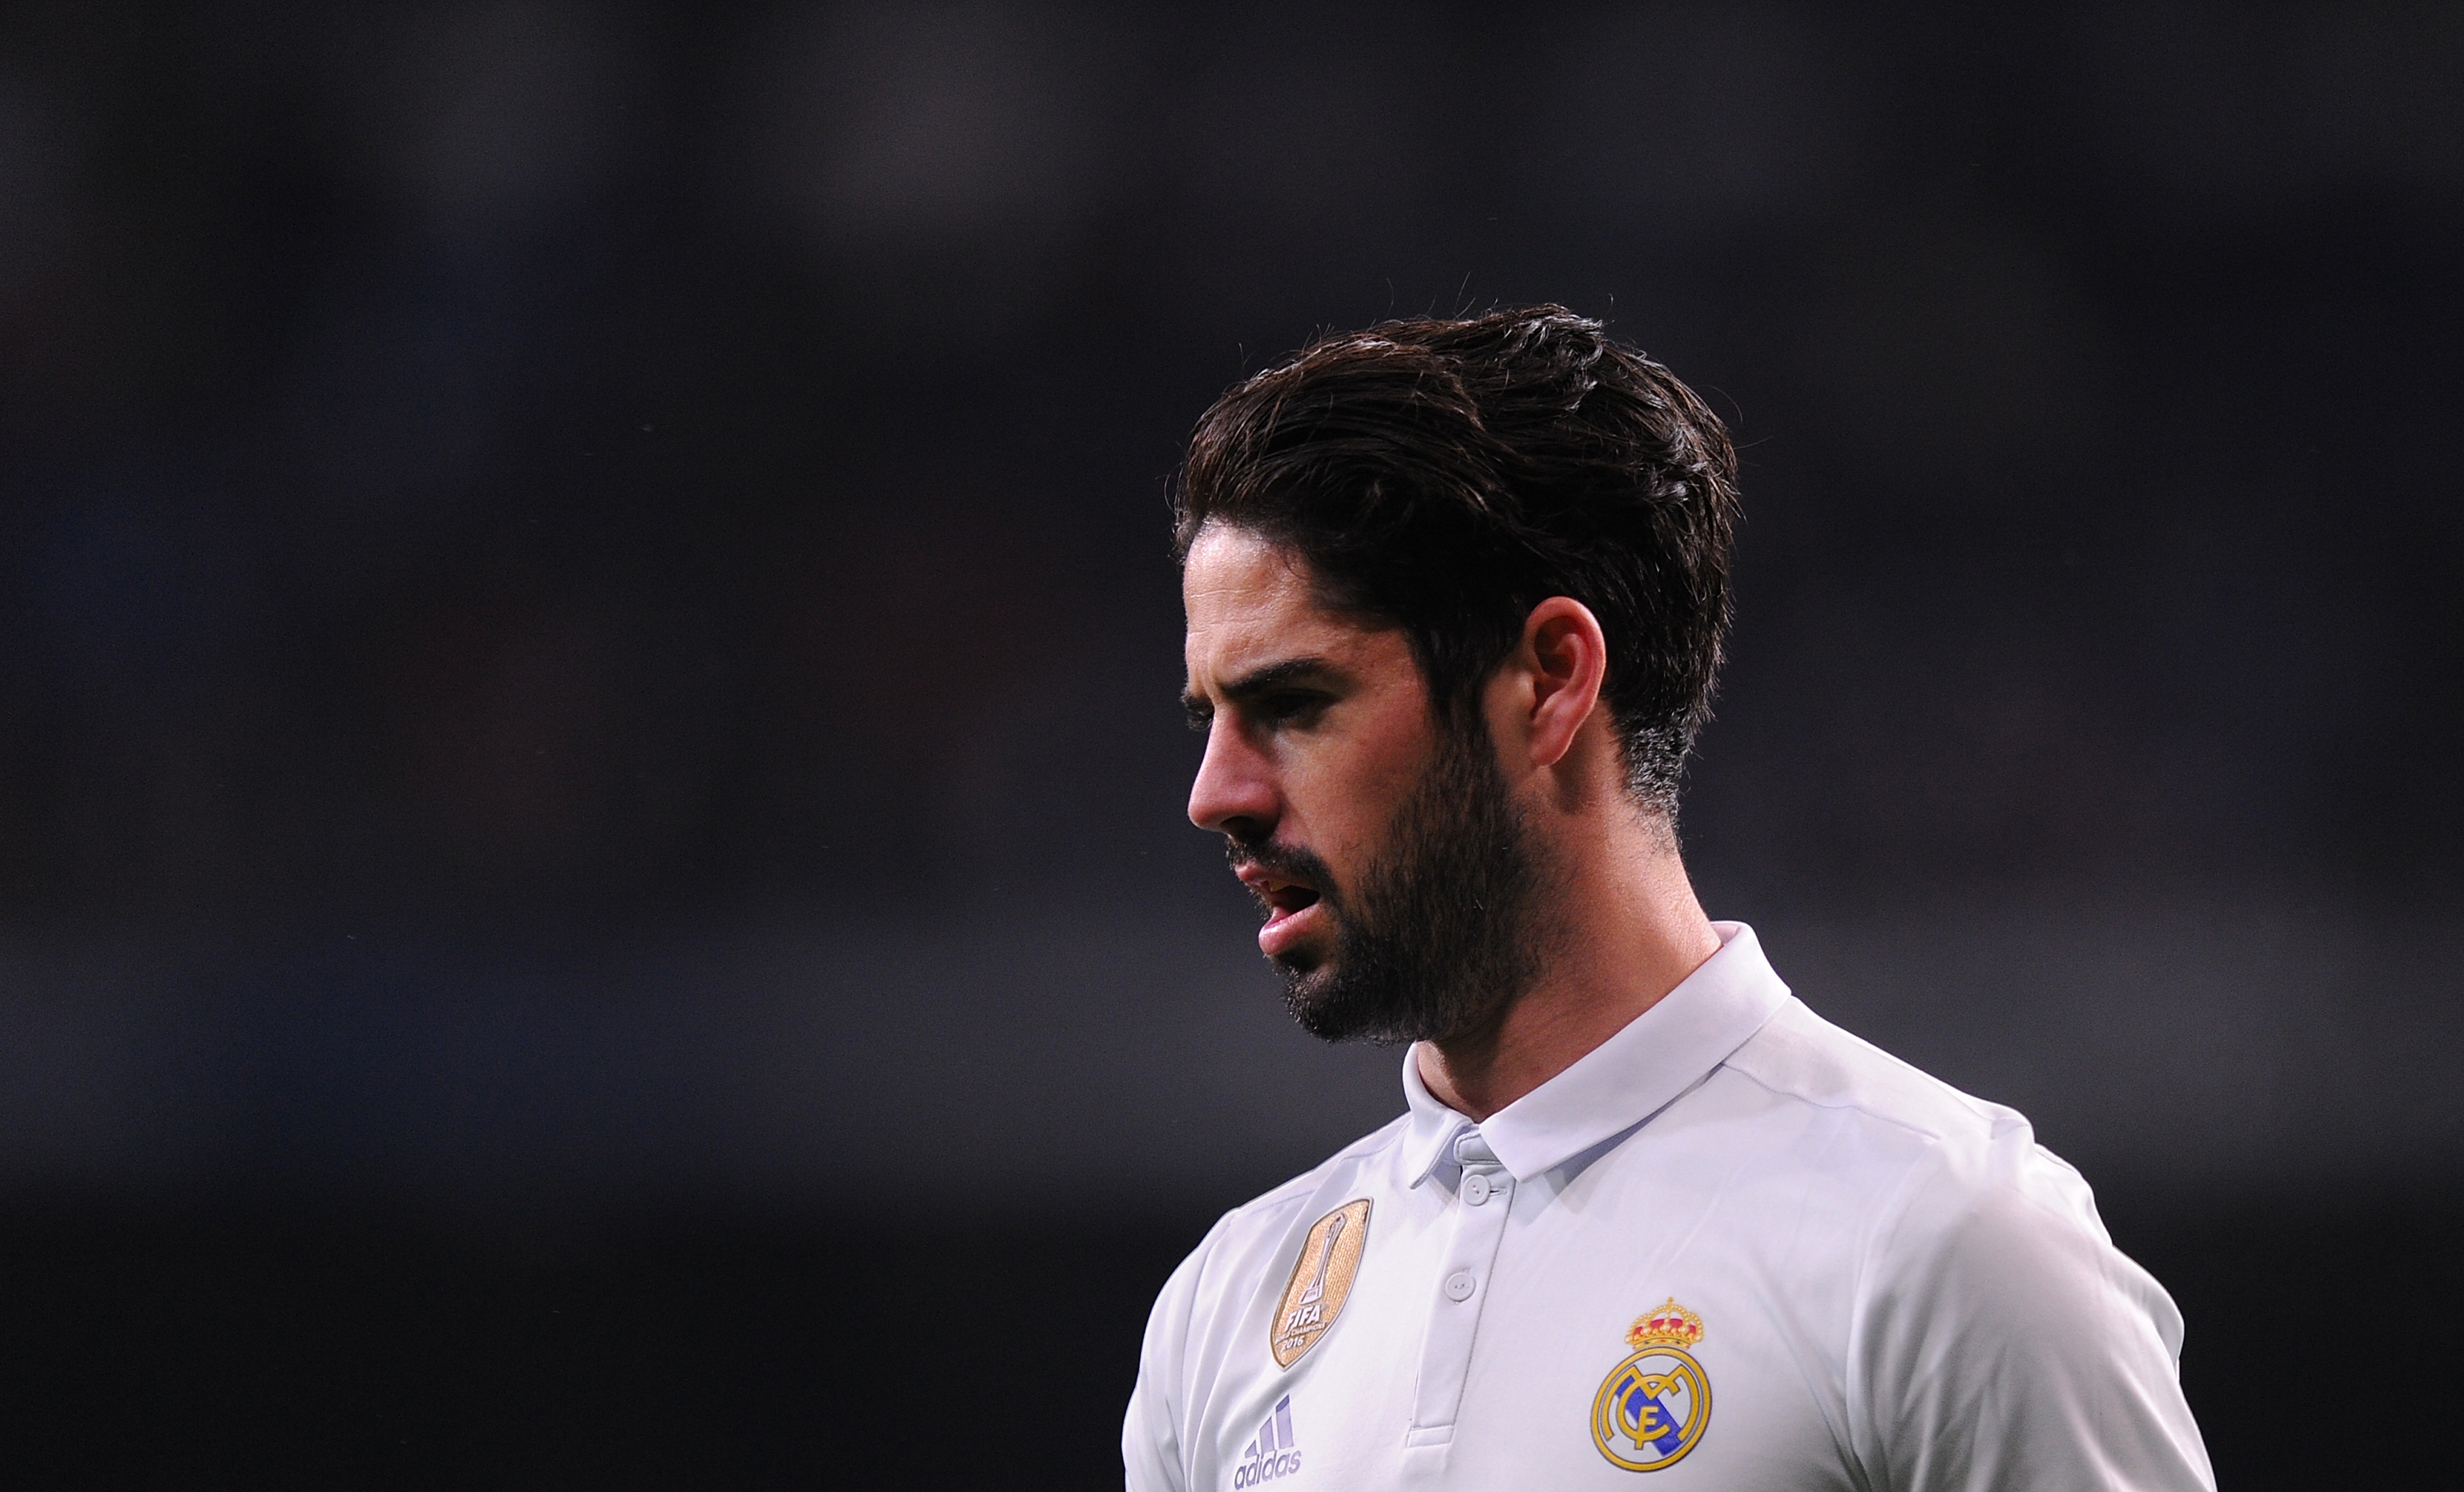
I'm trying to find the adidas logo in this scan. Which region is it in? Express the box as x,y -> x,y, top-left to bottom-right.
1232,1395 -> 1301,1487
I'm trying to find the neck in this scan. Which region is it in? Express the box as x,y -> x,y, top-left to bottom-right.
1414,817 -> 1721,1122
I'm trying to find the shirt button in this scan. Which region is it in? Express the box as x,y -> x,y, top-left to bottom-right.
1463,1173 -> 1491,1205
1443,1270 -> 1477,1302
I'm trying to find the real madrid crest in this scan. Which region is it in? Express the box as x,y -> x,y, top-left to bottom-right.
1269,1200 -> 1370,1368
1590,1297 -> 1712,1472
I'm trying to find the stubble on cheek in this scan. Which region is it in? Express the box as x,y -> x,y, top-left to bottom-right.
1273,720 -> 1561,1046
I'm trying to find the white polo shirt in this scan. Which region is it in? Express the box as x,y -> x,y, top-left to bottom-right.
1124,923 -> 2213,1490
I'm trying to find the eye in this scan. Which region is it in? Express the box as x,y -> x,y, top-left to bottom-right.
1256,690 -> 1331,728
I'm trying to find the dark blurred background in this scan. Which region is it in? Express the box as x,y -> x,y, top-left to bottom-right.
0,2 -> 2456,1485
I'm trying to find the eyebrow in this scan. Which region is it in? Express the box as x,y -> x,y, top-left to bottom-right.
1183,656 -> 1346,723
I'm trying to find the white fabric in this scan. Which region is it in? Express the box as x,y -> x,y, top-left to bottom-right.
1124,923 -> 2214,1490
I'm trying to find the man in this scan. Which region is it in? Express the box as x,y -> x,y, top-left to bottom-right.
1125,308 -> 2213,1490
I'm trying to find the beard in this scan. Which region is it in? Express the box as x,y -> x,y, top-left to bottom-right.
1229,721 -> 1559,1045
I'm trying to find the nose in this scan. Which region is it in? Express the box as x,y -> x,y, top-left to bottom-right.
1188,716 -> 1280,840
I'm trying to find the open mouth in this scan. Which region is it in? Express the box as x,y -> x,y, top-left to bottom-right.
1248,873 -> 1325,960
1259,879 -> 1322,922
1230,847 -> 1333,959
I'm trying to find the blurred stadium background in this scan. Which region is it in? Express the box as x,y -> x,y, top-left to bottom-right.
0,2 -> 2456,1485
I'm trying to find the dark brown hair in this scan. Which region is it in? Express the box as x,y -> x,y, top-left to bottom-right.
1174,306 -> 1740,813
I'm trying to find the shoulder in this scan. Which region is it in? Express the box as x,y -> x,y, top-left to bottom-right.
1721,999 -> 2207,1483
1126,1112 -> 1418,1490
1128,1112 -> 1414,1485
1719,995 -> 2036,1163
1716,996 -> 2132,1315
1722,1013 -> 2213,1485
1717,995 -> 2094,1217
1188,1104 -> 1419,1272
1165,1112 -> 1414,1306
1729,999 -> 2200,1421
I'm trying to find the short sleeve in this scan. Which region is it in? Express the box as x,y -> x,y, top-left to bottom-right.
1847,1140 -> 2215,1492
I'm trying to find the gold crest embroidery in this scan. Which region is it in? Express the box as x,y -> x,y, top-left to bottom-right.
1269,1200 -> 1371,1368
1591,1298 -> 1713,1471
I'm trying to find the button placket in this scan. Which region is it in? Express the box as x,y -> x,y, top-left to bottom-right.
1407,1128 -> 1516,1447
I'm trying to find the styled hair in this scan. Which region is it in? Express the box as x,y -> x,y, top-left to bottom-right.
1174,306 -> 1740,814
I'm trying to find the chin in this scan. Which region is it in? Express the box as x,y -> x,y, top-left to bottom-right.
1276,965 -> 1383,1044
1276,935 -> 1360,1003
1268,942 -> 1327,974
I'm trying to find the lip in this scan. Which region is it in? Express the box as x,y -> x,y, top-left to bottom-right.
1237,863 -> 1325,960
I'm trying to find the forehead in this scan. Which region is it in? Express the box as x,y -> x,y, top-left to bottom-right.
1181,527 -> 1381,680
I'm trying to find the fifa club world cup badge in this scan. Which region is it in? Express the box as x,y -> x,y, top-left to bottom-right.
1269,1200 -> 1371,1368
1590,1298 -> 1712,1472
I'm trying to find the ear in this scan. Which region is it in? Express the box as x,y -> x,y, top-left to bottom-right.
1504,596 -> 1608,771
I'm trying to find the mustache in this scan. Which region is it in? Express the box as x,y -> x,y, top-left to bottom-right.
1224,836 -> 1340,903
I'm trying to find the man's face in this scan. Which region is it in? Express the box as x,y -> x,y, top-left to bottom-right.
1182,525 -> 1552,1043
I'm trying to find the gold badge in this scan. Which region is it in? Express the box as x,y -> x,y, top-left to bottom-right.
1269,1200 -> 1371,1367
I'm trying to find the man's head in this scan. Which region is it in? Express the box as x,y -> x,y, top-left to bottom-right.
1177,307 -> 1740,1044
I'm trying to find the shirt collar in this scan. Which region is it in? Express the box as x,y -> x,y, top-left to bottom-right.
1400,921 -> 1791,1186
